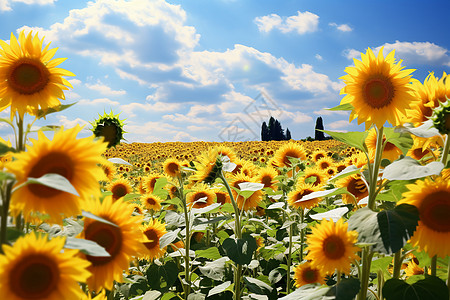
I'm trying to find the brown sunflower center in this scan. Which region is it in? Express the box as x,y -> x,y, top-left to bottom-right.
347,177 -> 368,198
319,161 -> 331,170
28,151 -> 75,198
215,192 -> 227,205
11,254 -> 60,298
143,228 -> 159,250
295,189 -> 313,201
283,151 -> 300,167
85,220 -> 123,266
260,175 -> 274,188
111,183 -> 128,200
412,148 -> 430,160
166,162 -> 180,175
420,191 -> 450,232
8,58 -> 50,95
322,235 -> 346,260
363,76 -> 394,109
193,192 -> 209,208
302,268 -> 319,283
146,197 -> 157,205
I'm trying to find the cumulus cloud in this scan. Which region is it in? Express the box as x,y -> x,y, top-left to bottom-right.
78,98 -> 120,106
328,120 -> 351,130
329,22 -> 352,32
254,11 -> 319,34
120,102 -> 180,117
86,82 -> 126,96
56,115 -> 89,128
344,41 -> 450,66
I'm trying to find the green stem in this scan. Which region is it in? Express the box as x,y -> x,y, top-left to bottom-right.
234,264 -> 243,300
357,247 -> 374,300
446,257 -> 450,299
0,181 -> 13,251
286,222 -> 294,294
178,176 -> 191,298
336,270 -> 341,284
377,269 -> 384,300
17,116 -> 24,152
431,255 -> 437,277
368,126 -> 384,211
441,135 -> 450,167
299,209 -> 304,262
392,249 -> 402,279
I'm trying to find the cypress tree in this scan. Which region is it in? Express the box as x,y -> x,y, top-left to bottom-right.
268,116 -> 276,140
273,119 -> 284,141
261,122 -> 269,141
285,128 -> 291,140
315,117 -> 325,141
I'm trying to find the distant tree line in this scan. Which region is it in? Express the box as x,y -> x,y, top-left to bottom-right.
261,116 -> 332,141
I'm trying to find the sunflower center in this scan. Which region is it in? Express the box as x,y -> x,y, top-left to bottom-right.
261,175 -> 273,188
322,235 -> 346,260
8,58 -> 50,95
412,148 -> 429,160
167,162 -> 180,175
146,197 -> 156,205
28,151 -> 75,198
283,151 -> 300,167
216,192 -> 227,205
85,220 -> 123,266
11,254 -> 60,298
111,183 -> 128,200
302,268 -> 318,283
420,191 -> 450,232
295,189 -> 313,201
143,229 -> 159,250
314,153 -> 325,161
363,76 -> 394,109
97,123 -> 119,148
347,177 -> 368,198
193,192 -> 209,208
319,161 -> 330,169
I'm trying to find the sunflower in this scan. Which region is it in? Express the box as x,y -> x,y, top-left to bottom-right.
336,174 -> 368,205
404,258 -> 425,277
287,182 -> 322,210
186,183 -> 216,209
190,148 -> 222,184
82,290 -> 107,300
7,126 -> 107,223
140,219 -> 167,261
0,30 -> 74,119
91,111 -> 126,148
81,196 -> 144,291
216,145 -> 237,163
140,193 -> 163,211
212,187 -> 231,205
406,136 -> 439,162
107,178 -> 133,201
99,159 -> 116,182
305,218 -> 360,275
0,136 -> 13,169
273,142 -> 307,168
0,234 -> 90,300
365,128 -> 402,162
255,166 -> 279,190
293,261 -> 326,287
229,173 -> 263,211
163,158 -> 182,177
398,177 -> 450,258
316,156 -> 335,171
142,173 -> 164,194
165,182 -> 179,199
311,149 -> 328,162
340,47 -> 416,129
301,166 -> 328,187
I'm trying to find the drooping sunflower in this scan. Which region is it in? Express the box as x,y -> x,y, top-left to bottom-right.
91,111 -> 126,148
406,136 -> 439,162
0,234 -> 91,300
107,178 -> 133,201
140,193 -> 163,212
255,166 -> 279,190
340,47 -> 416,129
165,181 -> 179,199
163,158 -> 182,177
273,142 -> 307,168
0,30 -> 74,119
81,196 -> 144,292
336,174 -> 368,205
305,218 -> 360,275
229,173 -> 263,211
190,148 -> 222,184
293,261 -> 326,287
140,219 -> 167,261
7,126 -> 107,223
365,128 -> 402,162
404,258 -> 425,277
287,182 -> 322,210
398,177 -> 450,258
186,183 -> 216,209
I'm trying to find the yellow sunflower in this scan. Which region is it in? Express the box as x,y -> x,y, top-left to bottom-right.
165,182 -> 179,199
305,219 -> 360,274
107,178 -> 133,201
273,142 -> 307,168
316,156 -> 335,171
287,182 -> 322,210
406,136 -> 439,162
340,47 -> 416,129
7,126 -> 107,223
0,234 -> 90,300
229,173 -> 263,211
81,196 -> 144,292
82,290 -> 107,300
212,187 -> 231,205
336,174 -> 368,205
99,159 -> 116,182
216,145 -> 237,162
365,128 -> 402,162
141,193 -> 163,211
140,219 -> 167,261
186,183 -> 216,209
404,258 -> 425,277
0,30 -> 74,119
301,166 -> 328,187
398,177 -> 450,258
142,173 -> 164,194
0,136 -> 13,169
311,149 -> 328,162
255,166 -> 279,190
190,148 -> 221,184
293,261 -> 326,287
163,158 -> 182,177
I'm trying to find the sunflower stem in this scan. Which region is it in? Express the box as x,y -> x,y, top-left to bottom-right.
0,180 -> 13,251
431,255 -> 437,277
357,247 -> 374,300
299,209 -> 304,262
392,249 -> 402,279
178,176 -> 191,298
368,126 -> 384,211
286,222 -> 294,294
377,269 -> 384,300
441,134 -> 450,167
336,270 -> 341,284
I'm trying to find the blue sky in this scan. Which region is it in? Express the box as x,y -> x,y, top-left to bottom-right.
1,0 -> 449,143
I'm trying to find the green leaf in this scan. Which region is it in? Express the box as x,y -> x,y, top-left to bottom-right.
326,278 -> 360,300
146,261 -> 179,293
322,130 -> 369,151
382,157 -> 444,181
142,290 -> 162,300
153,177 -> 168,193
123,193 -> 141,201
108,157 -> 132,165
328,165 -> 360,182
310,207 -> 349,222
159,229 -> 181,249
82,210 -> 118,227
383,276 -> 449,300
384,127 -> 414,155
199,257 -> 229,281
64,237 -> 110,257
327,103 -> 354,111
378,204 -> 419,254
348,207 -> 386,253
36,102 -> 77,119
24,173 -> 79,196
207,281 -> 232,297
243,276 -> 274,296
397,120 -> 441,139
195,247 -> 222,260
0,171 -> 15,181
268,267 -> 285,284
222,233 -> 257,265
29,125 -> 61,132
6,227 -> 24,242
0,142 -> 16,155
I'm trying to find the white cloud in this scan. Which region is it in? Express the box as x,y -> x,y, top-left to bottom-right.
78,98 -> 120,106
313,108 -> 350,117
56,115 -> 89,129
328,120 -> 351,130
315,54 -> 323,61
120,102 -> 180,118
344,41 -> 450,66
254,11 -> 319,35
329,22 -> 352,32
86,82 -> 126,96
1,0 -> 55,11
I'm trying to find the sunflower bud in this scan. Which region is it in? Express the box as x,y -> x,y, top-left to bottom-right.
430,97 -> 450,135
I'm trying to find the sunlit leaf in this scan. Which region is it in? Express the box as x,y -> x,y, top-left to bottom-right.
65,237 -> 110,257
322,130 -> 369,151
382,157 -> 444,181
108,157 -> 132,165
25,173 -> 78,196
207,281 -> 232,297
310,207 -> 349,222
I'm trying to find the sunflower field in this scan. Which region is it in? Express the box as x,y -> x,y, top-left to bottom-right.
0,31 -> 450,300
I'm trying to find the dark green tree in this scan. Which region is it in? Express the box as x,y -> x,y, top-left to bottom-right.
272,119 -> 284,140
261,121 -> 269,141
315,116 -> 325,141
285,128 -> 291,140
